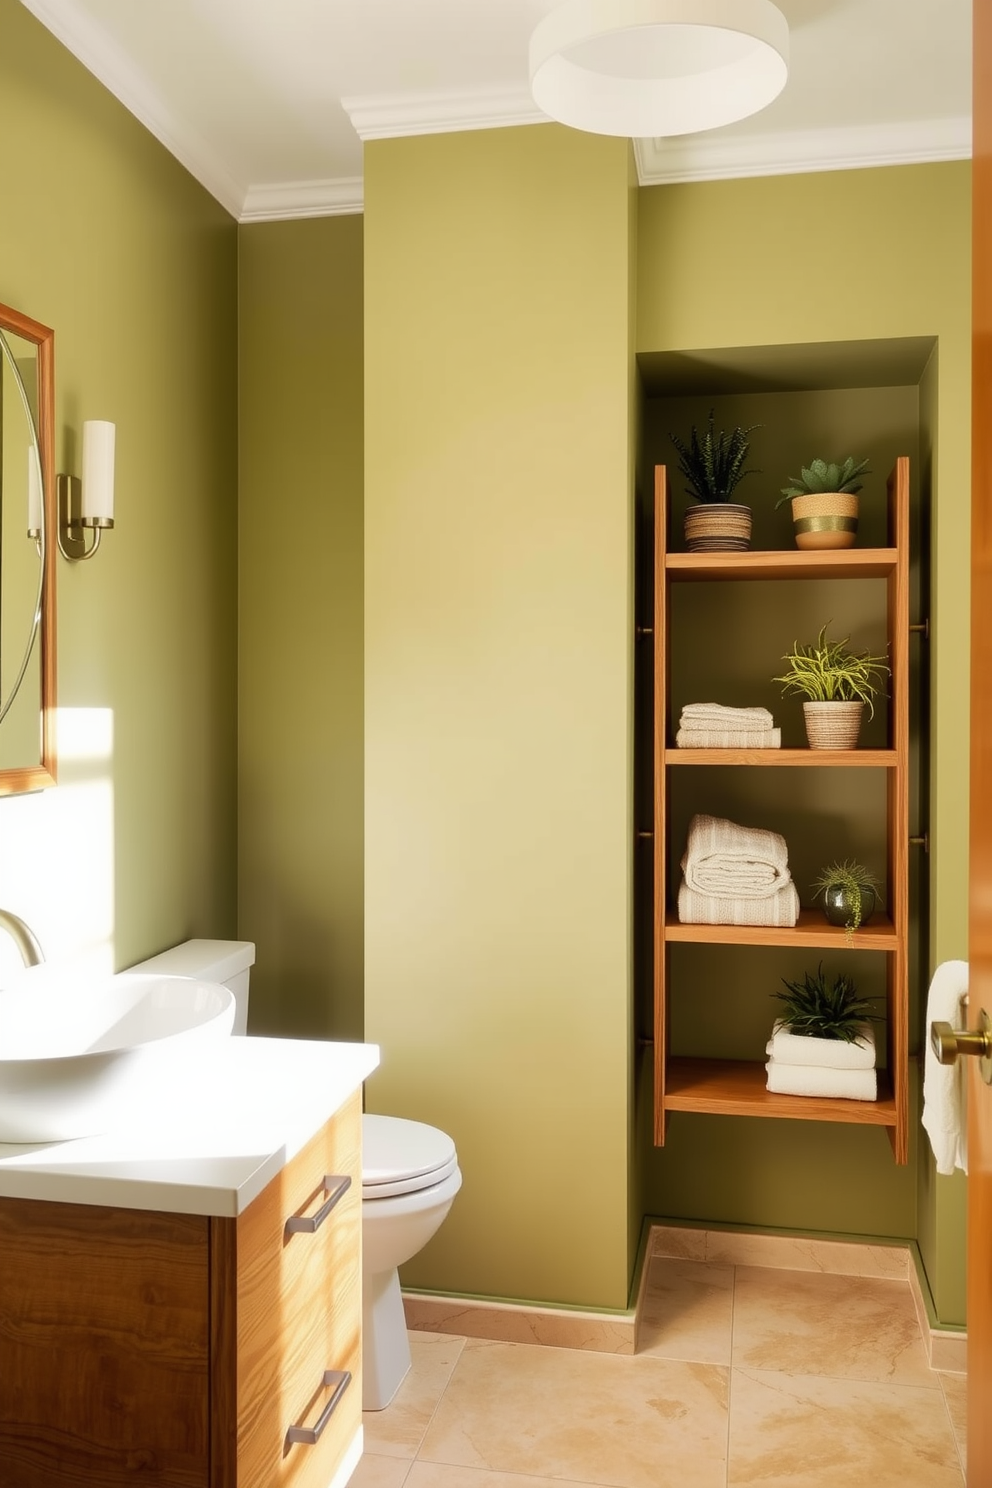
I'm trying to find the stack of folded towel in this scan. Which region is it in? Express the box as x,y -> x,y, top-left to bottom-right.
676,703 -> 780,749
678,813 -> 799,927
765,1019 -> 877,1101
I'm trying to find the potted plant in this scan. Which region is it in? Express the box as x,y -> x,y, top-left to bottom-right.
775,456 -> 870,550
774,624 -> 889,748
670,412 -> 760,552
771,964 -> 881,1043
812,859 -> 882,936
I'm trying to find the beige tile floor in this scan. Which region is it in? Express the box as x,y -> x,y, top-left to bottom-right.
351,1256 -> 967,1488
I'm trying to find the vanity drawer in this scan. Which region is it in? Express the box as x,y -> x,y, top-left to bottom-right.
232,1092 -> 362,1488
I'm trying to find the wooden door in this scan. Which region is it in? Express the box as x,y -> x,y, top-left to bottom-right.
970,0 -> 992,1479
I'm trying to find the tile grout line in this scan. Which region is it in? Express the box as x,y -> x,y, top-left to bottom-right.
410,1336 -> 469,1467
936,1372 -> 967,1483
725,1249 -> 737,1488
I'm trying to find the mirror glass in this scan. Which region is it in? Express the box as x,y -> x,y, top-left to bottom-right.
0,303 -> 55,793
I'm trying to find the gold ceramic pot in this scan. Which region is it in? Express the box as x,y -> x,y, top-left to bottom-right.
790,492 -> 859,550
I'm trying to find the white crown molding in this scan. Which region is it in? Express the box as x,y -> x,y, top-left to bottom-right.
18,0 -> 246,218
634,115 -> 972,187
240,177 -> 364,224
342,85 -> 549,141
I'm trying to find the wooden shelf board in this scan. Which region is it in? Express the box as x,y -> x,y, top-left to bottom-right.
665,748 -> 896,767
665,548 -> 897,581
664,1058 -> 896,1126
664,908 -> 898,949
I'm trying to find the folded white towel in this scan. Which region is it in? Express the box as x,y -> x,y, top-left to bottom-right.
681,813 -> 792,899
765,1059 -> 878,1101
678,879 -> 799,927
681,703 -> 775,728
922,959 -> 969,1176
766,1019 -> 875,1070
676,727 -> 781,749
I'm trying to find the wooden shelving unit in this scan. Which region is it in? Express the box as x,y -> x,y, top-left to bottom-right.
653,459 -> 911,1163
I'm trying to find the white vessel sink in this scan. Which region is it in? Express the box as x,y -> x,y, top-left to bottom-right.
0,972 -> 235,1143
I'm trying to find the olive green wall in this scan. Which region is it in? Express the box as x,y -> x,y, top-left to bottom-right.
364,125 -> 636,1309
0,0 -> 238,974
636,164 -> 970,1325
238,216 -> 365,1041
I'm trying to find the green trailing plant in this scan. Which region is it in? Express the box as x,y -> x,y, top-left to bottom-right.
773,625 -> 890,717
771,963 -> 882,1042
669,412 -> 760,504
812,859 -> 883,934
775,456 -> 870,508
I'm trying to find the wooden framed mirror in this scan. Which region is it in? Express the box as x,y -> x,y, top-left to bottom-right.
0,302 -> 56,794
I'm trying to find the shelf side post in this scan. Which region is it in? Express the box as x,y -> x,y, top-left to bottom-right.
653,465 -> 670,1146
886,456 -> 911,1163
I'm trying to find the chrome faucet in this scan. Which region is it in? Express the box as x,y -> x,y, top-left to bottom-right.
0,909 -> 44,967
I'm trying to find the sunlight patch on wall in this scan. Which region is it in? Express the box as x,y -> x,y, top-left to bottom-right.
0,709 -> 115,983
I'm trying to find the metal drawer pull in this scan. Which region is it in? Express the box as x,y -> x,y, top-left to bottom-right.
286,1369 -> 351,1447
286,1174 -> 351,1235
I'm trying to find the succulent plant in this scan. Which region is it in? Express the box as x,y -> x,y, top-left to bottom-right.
776,456 -> 870,507
771,963 -> 881,1043
670,412 -> 761,504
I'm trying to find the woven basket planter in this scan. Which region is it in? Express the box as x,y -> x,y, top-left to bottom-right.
684,502 -> 752,553
803,700 -> 864,749
790,493 -> 859,550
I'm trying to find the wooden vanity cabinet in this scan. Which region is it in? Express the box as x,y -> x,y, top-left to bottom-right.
0,1091 -> 362,1488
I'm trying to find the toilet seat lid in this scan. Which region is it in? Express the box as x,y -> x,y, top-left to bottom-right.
362,1114 -> 457,1193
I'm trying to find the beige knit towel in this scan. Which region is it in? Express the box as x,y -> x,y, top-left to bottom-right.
676,727 -> 781,749
766,1020 -> 875,1070
681,813 -> 792,898
681,703 -> 774,728
765,1060 -> 877,1101
677,879 -> 800,927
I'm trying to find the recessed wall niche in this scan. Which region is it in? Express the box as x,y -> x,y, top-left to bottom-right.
634,336 -> 932,1216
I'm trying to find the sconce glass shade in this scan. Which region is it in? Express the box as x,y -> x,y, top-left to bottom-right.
529,0 -> 789,138
81,420 -> 115,524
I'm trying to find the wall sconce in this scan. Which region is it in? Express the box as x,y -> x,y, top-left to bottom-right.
57,421 -> 115,561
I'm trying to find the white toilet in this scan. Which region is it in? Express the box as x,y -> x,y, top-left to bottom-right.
361,1112 -> 462,1408
127,938 -> 462,1411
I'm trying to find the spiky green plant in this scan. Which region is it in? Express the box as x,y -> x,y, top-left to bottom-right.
771,964 -> 881,1042
669,412 -> 760,504
812,859 -> 882,934
775,456 -> 870,507
773,625 -> 889,717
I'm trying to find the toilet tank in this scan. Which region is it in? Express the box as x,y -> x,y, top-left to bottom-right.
126,939 -> 256,1036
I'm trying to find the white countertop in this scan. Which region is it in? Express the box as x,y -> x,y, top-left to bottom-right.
0,1035 -> 380,1217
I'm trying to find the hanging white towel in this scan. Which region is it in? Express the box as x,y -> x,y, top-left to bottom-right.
766,1020 -> 875,1071
765,1059 -> 877,1101
921,959 -> 969,1176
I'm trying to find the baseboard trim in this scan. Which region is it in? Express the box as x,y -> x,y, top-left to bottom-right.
403,1223 -> 967,1369
403,1290 -> 638,1354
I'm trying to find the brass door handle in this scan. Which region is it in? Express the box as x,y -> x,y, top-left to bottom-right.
930,1008 -> 992,1084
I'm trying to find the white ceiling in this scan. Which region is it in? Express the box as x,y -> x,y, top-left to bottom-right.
19,0 -> 972,222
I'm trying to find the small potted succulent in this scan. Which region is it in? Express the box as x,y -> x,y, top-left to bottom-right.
774,624 -> 889,748
776,456 -> 870,550
771,964 -> 881,1043
812,859 -> 882,936
670,412 -> 760,552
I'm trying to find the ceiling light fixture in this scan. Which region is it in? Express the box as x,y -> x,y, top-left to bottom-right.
529,0 -> 789,139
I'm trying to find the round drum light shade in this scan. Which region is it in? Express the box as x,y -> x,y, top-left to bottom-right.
530,0 -> 789,138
